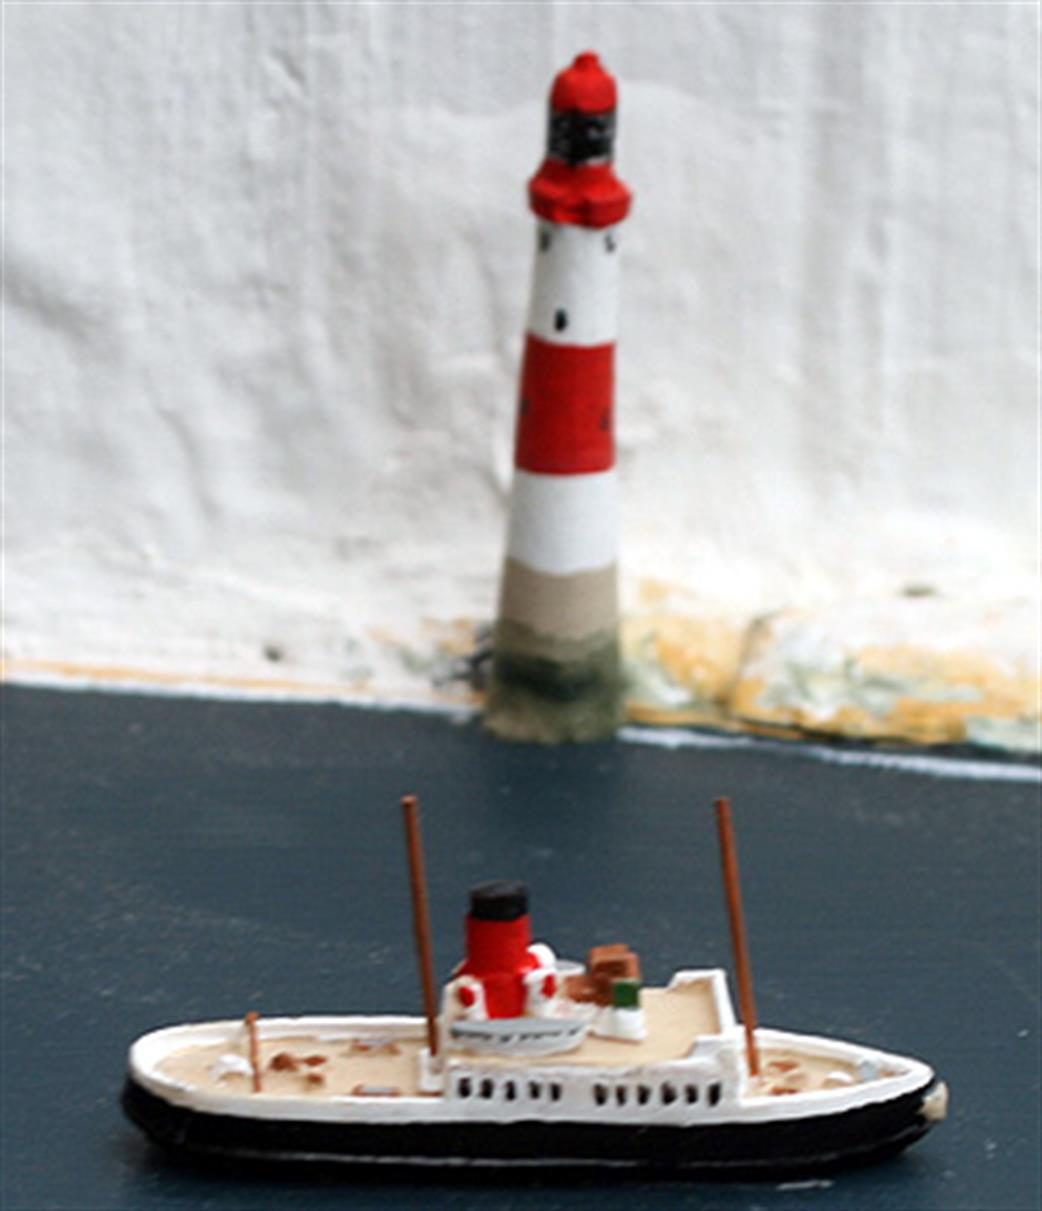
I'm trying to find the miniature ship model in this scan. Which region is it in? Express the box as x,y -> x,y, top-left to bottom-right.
121,797 -> 948,1175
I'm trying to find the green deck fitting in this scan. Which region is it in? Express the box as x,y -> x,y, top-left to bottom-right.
612,978 -> 641,1009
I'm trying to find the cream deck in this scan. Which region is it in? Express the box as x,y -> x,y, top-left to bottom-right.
159,983 -> 720,1098
160,1034 -> 430,1099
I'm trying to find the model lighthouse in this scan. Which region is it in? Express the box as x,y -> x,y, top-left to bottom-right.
486,52 -> 633,743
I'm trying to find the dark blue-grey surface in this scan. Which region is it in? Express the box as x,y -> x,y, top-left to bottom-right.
2,685 -> 1039,1211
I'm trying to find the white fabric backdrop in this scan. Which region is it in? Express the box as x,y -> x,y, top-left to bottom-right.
6,2 -> 1036,686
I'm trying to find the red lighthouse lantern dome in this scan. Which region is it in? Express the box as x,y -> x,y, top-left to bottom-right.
530,51 -> 632,229
550,51 -> 617,113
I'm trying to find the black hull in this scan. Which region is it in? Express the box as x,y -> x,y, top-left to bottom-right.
122,1077 -> 938,1178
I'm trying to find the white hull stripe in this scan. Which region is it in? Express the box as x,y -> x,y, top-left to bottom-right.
505,469 -> 617,576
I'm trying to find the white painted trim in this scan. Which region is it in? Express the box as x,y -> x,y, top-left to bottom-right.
667,968 -> 738,1034
505,469 -> 617,575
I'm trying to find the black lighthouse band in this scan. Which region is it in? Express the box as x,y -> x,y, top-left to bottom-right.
548,108 -> 616,165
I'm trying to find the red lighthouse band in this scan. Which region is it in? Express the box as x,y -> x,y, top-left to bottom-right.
515,335 -> 614,475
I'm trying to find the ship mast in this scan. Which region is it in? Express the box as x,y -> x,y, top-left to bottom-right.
401,794 -> 440,1058
714,796 -> 761,1076
244,1011 -> 263,1092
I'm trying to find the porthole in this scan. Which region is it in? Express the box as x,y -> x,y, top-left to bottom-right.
661,1082 -> 677,1105
550,1083 -> 562,1102
593,1083 -> 608,1106
685,1084 -> 699,1104
456,1077 -> 471,1098
615,1086 -> 628,1106
528,1081 -> 542,1099
709,1082 -> 722,1106
637,1084 -> 651,1105
479,1078 -> 494,1099
504,1080 -> 516,1101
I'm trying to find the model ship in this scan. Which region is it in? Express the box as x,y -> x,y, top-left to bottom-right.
121,796 -> 947,1176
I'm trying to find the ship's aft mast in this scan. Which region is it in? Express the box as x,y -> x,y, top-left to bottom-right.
714,797 -> 761,1076
401,795 -> 440,1060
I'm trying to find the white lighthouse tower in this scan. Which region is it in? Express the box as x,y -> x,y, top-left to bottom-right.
486,53 -> 633,742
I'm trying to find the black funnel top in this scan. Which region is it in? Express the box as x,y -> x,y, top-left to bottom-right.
469,880 -> 528,922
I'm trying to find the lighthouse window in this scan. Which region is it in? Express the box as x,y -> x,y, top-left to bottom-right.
593,1083 -> 608,1106
685,1084 -> 699,1104
554,308 -> 569,333
504,1080 -> 517,1101
538,228 -> 552,252
615,1086 -> 628,1106
549,1082 -> 562,1102
709,1082 -> 722,1106
479,1078 -> 494,1099
637,1084 -> 651,1106
660,1082 -> 677,1105
605,232 -> 617,253
528,1081 -> 542,1099
456,1077 -> 472,1099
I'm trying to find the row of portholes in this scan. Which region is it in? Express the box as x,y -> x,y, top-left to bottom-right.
593,1081 -> 722,1108
452,1075 -> 721,1108
455,1077 -> 562,1102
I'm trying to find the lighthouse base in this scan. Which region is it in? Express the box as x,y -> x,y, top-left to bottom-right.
485,622 -> 622,743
